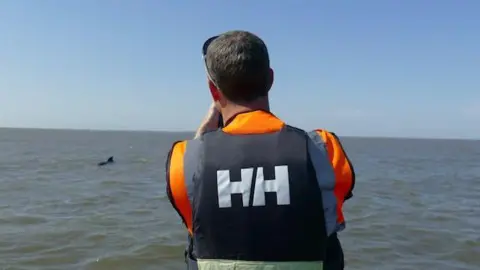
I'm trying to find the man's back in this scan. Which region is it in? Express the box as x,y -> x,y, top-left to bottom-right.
166,110 -> 350,269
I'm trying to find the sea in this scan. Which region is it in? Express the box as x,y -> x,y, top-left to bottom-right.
0,128 -> 479,270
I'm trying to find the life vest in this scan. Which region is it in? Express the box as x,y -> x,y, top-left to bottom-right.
166,110 -> 355,270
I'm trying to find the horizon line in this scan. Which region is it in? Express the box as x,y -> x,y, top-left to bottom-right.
0,126 -> 478,141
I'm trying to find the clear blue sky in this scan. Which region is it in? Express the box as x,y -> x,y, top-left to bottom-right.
1,1 -> 479,139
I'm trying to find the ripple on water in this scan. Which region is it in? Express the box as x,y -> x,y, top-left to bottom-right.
0,214 -> 48,225
83,243 -> 185,270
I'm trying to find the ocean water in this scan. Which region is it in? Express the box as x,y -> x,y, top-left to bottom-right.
0,128 -> 479,270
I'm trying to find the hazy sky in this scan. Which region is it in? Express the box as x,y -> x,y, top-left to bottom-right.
1,1 -> 479,139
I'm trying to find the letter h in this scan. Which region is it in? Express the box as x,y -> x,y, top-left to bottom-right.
217,168 -> 254,208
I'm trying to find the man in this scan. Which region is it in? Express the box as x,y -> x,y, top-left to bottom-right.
166,30 -> 355,270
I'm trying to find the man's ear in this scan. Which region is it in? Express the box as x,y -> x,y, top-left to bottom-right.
267,68 -> 274,92
209,80 -> 221,101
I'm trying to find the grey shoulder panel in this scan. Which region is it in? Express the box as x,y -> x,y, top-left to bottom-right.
307,130 -> 343,235
183,138 -> 204,203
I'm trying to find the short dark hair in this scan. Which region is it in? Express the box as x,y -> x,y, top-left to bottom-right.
205,31 -> 271,103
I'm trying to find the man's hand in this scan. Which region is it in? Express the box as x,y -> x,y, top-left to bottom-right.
194,103 -> 221,139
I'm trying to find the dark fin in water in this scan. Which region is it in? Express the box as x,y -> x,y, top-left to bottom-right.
98,156 -> 114,166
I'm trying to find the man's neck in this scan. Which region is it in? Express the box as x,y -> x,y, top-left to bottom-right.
221,97 -> 270,126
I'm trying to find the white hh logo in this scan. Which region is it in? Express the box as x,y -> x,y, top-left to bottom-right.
216,165 -> 290,208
